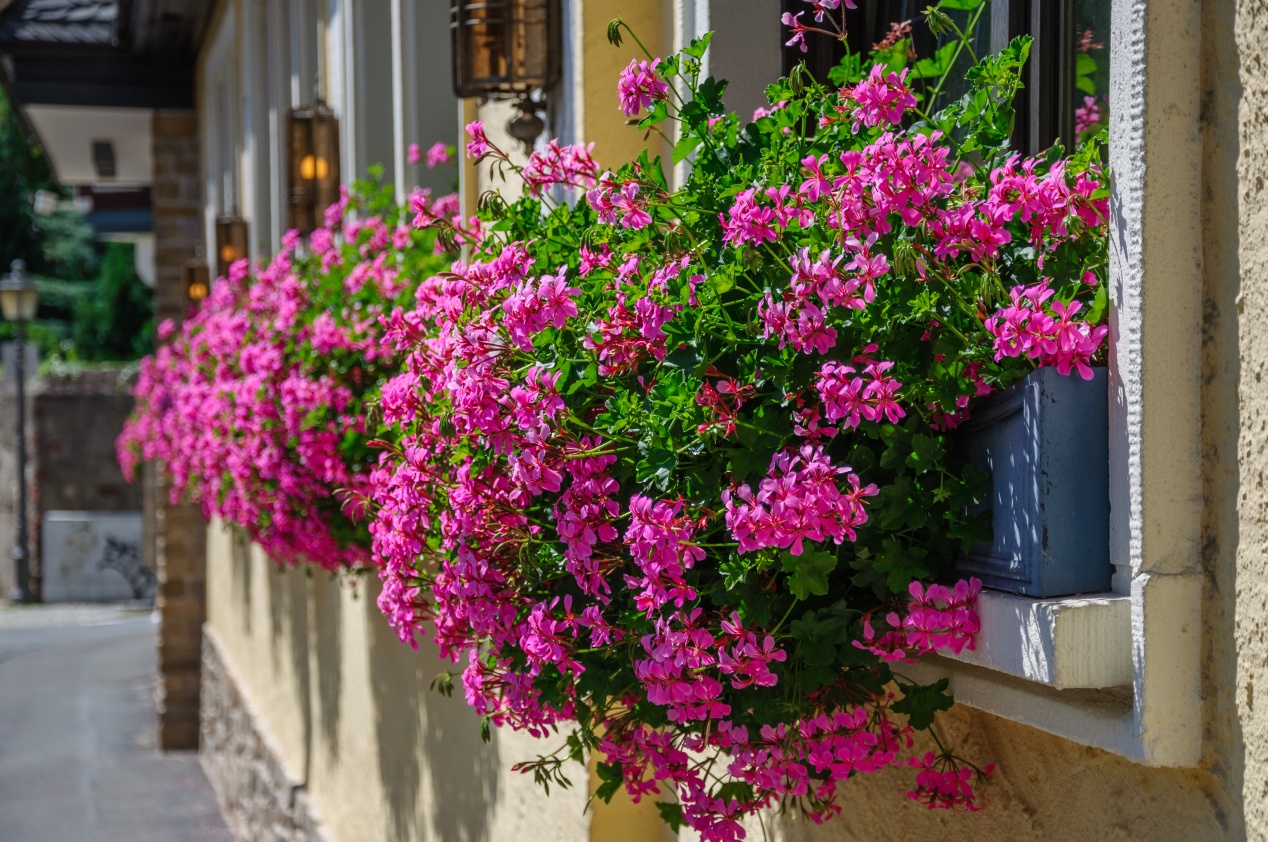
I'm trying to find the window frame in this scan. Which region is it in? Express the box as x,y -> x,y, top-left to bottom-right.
913,0 -> 1205,768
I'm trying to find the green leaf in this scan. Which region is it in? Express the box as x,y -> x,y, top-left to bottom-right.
714,781 -> 755,805
874,538 -> 931,593
893,678 -> 954,730
912,42 -> 959,80
791,611 -> 839,664
906,434 -> 945,473
1085,279 -> 1109,323
593,762 -> 623,804
672,132 -> 702,165
682,31 -> 714,61
780,547 -> 838,600
656,802 -> 685,832
566,361 -> 598,396
636,441 -> 677,492
939,0 -> 986,8
637,99 -> 670,130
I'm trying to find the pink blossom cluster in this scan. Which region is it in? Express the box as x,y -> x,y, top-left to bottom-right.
815,357 -> 906,428
588,173 -> 655,229
118,185 -> 455,571
855,578 -> 983,663
907,751 -> 994,812
720,186 -> 811,247
845,65 -> 918,132
617,58 -> 670,117
985,281 -> 1109,379
724,446 -> 879,556
597,673 -> 978,838
624,495 -> 705,613
758,242 -> 889,354
1075,95 -> 1102,136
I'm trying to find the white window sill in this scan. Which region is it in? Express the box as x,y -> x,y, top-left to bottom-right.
903,577 -> 1201,767
901,589 -> 1139,759
942,590 -> 1132,690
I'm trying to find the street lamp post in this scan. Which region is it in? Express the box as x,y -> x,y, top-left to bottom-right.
0,260 -> 38,603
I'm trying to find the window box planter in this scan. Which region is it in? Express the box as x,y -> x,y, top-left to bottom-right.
954,366 -> 1112,597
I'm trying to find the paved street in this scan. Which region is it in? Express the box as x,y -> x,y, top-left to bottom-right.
0,604 -> 232,842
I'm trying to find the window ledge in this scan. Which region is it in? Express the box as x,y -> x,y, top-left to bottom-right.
944,590 -> 1131,690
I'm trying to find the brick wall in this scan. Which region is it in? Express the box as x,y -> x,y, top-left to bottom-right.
150,108 -> 209,751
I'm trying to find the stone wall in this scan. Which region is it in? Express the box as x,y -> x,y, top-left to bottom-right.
0,369 -> 141,602
151,107 -> 209,751
201,628 -> 332,842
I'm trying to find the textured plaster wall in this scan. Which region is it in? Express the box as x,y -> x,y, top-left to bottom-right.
205,523 -> 312,779
1237,0 -> 1268,837
205,520 -> 614,842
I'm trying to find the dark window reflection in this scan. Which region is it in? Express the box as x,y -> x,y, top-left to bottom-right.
779,0 -> 1109,155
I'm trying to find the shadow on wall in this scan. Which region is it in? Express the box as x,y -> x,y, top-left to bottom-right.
366,588 -> 501,842
230,528 -> 252,635
267,546 -> 312,782
313,575 -> 343,763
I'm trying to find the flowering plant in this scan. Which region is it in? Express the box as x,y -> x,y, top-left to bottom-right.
118,173 -> 458,570
369,1 -> 1107,837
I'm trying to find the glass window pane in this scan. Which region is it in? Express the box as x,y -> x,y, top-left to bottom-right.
1074,0 -> 1110,142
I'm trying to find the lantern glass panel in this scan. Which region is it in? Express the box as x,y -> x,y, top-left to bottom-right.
451,0 -> 560,97
312,110 -> 341,215
184,261 -> 211,302
215,215 -> 250,277
287,102 -> 341,235
0,285 -> 37,322
0,262 -> 38,322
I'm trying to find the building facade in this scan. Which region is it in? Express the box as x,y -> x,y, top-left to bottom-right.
6,0 -> 1265,839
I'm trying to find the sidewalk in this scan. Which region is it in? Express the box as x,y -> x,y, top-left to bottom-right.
0,603 -> 233,842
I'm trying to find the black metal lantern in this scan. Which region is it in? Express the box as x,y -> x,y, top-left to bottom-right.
451,0 -> 561,150
215,213 -> 250,277
287,100 -> 341,235
184,254 -> 211,303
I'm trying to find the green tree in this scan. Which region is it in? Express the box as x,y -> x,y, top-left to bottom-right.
73,243 -> 153,361
0,89 -> 53,272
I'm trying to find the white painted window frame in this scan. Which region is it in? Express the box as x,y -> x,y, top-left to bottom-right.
909,0 -> 1203,768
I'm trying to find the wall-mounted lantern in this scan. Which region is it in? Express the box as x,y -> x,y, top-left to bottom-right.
215,213 -> 250,277
184,251 -> 211,304
286,100 -> 341,235
450,0 -> 562,151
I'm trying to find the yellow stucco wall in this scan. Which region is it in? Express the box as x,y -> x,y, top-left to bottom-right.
206,520 -> 597,842
580,0 -> 673,170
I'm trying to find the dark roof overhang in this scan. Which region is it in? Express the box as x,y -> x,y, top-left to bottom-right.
0,0 -> 211,109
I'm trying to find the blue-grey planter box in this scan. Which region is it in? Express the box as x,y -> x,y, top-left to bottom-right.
953,366 -> 1112,597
